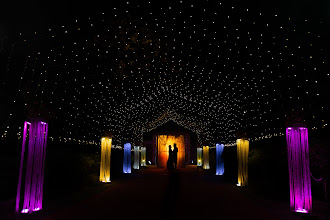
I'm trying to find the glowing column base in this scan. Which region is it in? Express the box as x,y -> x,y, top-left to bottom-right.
100,137 -> 112,183
286,127 -> 312,213
216,144 -> 224,175
237,139 -> 249,187
16,121 -> 48,213
202,146 -> 210,169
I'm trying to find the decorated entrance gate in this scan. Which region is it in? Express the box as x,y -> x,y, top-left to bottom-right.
157,135 -> 185,168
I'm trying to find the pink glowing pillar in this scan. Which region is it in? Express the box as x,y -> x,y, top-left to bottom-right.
286,127 -> 312,213
16,120 -> 48,213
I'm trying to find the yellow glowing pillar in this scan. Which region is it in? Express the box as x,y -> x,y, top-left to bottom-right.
202,146 -> 210,169
100,137 -> 112,182
197,148 -> 203,166
237,139 -> 249,187
141,147 -> 146,166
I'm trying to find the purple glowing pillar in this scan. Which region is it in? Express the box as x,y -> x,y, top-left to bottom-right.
16,121 -> 48,213
286,127 -> 312,213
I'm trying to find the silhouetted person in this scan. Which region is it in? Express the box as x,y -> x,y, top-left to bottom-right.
167,145 -> 173,169
173,144 -> 178,168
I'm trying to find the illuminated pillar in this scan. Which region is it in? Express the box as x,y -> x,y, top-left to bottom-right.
100,137 -> 112,183
216,144 -> 224,175
141,147 -> 146,166
286,127 -> 312,213
237,139 -> 249,187
123,143 -> 131,173
16,120 -> 48,213
202,146 -> 210,169
197,148 -> 203,166
133,146 -> 140,169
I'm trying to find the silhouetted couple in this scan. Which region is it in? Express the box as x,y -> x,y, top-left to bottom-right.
167,144 -> 178,169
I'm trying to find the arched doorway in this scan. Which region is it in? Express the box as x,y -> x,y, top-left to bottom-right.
157,134 -> 185,168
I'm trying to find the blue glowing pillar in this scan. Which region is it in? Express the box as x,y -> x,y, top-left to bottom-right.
123,143 -> 131,174
216,144 -> 224,175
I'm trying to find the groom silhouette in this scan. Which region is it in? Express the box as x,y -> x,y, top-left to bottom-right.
173,143 -> 178,168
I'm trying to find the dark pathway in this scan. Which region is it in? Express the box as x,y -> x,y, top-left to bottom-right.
9,166 -> 326,220
36,165 -> 302,220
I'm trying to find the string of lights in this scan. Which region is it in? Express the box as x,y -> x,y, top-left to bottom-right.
1,1 -> 328,146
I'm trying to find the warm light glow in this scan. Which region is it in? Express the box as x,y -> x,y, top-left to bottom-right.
197,148 -> 202,166
286,127 -> 312,213
202,146 -> 210,169
123,143 -> 132,173
237,139 -> 249,187
216,143 -> 224,175
141,147 -> 146,166
133,146 -> 140,169
16,121 -> 48,213
100,137 -> 112,183
157,135 -> 185,168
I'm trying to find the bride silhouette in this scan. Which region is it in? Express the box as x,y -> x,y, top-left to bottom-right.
167,145 -> 173,169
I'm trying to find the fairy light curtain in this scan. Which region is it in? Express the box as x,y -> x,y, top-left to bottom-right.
157,135 -> 185,168
123,143 -> 132,173
286,127 -> 312,213
216,144 -> 225,175
202,146 -> 210,169
197,148 -> 203,166
133,146 -> 140,169
100,137 -> 112,183
16,120 -> 48,213
237,139 -> 249,187
141,147 -> 146,166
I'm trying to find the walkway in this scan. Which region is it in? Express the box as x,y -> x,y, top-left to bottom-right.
7,166 -> 316,220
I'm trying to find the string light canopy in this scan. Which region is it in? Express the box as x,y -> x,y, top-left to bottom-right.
1,1 -> 329,146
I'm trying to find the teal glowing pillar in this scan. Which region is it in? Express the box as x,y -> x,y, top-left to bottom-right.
123,143 -> 131,173
216,144 -> 224,175
16,120 -> 48,213
286,127 -> 312,213
133,146 -> 140,169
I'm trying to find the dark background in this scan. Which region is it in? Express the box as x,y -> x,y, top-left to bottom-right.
1,0 -> 329,34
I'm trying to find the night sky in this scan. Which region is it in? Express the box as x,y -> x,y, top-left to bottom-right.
1,0 -> 329,145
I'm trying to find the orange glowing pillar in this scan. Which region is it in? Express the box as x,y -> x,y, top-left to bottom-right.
100,137 -> 112,182
237,139 -> 249,186
202,146 -> 210,169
